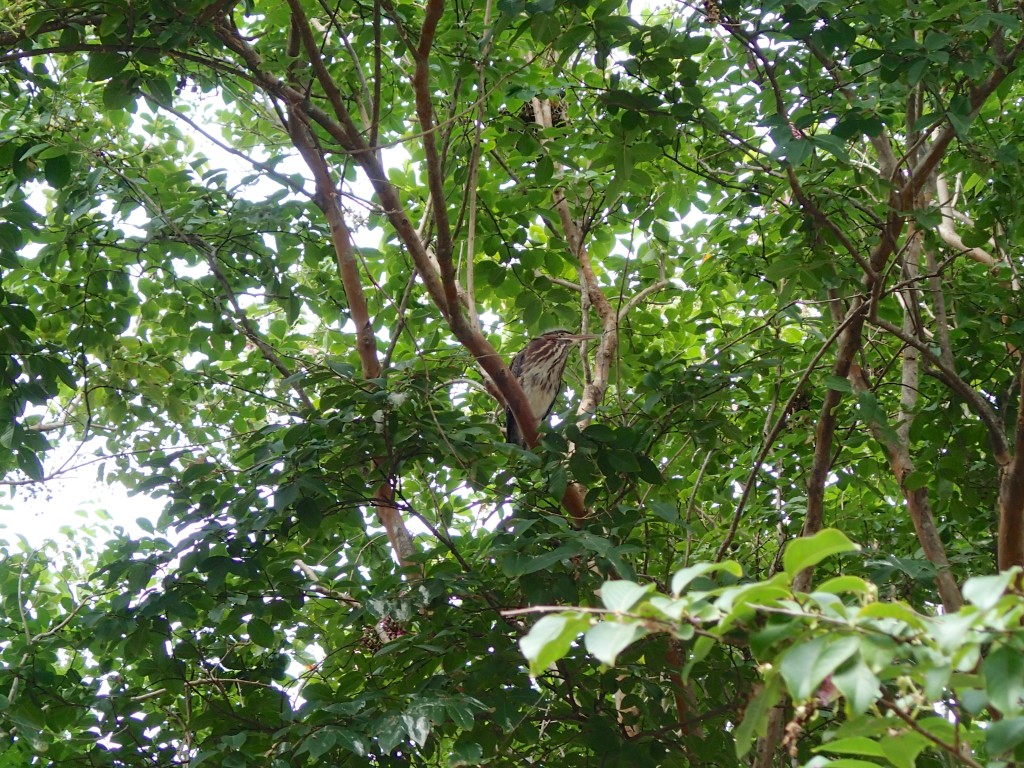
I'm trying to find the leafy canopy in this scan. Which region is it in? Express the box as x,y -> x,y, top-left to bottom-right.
2,0 -> 1024,765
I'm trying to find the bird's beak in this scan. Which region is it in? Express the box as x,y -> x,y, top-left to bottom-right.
566,333 -> 600,341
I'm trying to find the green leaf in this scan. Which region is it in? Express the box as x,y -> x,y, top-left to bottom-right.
450,741 -> 484,766
304,729 -> 338,758
582,423 -> 617,443
815,576 -> 871,595
16,449 -> 45,482
247,618 -> 276,649
401,713 -> 431,747
636,453 -> 663,484
0,222 -> 23,251
946,110 -> 972,136
671,561 -> 742,595
520,613 -> 590,675
600,580 -> 654,612
831,660 -> 881,714
962,571 -> 1013,611
824,375 -> 852,393
783,529 -> 859,579
377,713 -> 406,755
294,497 -> 322,532
500,544 -> 582,577
816,736 -> 885,757
987,717 -> 1024,757
928,611 -> 977,653
86,52 -> 127,81
879,729 -> 929,768
103,77 -> 136,110
901,470 -> 928,491
784,137 -> 813,166
779,635 -> 859,701
44,154 -> 72,187
856,602 -> 926,629
983,644 -> 1024,713
583,620 -> 646,665
734,674 -> 782,758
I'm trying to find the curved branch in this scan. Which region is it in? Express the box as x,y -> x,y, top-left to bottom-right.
617,280 -> 671,322
935,174 -> 998,268
213,19 -> 588,523
868,316 -> 1010,464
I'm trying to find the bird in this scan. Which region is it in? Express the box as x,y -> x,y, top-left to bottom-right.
506,330 -> 597,447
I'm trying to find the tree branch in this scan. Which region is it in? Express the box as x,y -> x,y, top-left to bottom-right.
868,316 -> 1009,464
213,19 -> 589,524
998,353 -> 1024,569
793,297 -> 867,592
715,296 -> 865,563
412,0 -> 456,313
848,366 -> 962,611
935,174 -> 999,267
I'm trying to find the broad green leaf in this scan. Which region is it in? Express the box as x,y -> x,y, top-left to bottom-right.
983,644 -> 1024,713
879,730 -> 929,768
815,575 -> 872,595
856,602 -> 926,630
247,618 -> 275,649
304,729 -> 338,759
583,620 -> 647,665
825,375 -> 852,393
401,713 -> 431,747
815,736 -> 885,757
784,529 -> 859,579
962,571 -> 1014,611
520,613 -> 590,675
671,561 -> 742,595
44,155 -> 72,187
716,575 -> 791,614
734,674 -> 781,758
928,611 -> 978,653
450,742 -> 485,766
376,713 -> 406,755
987,717 -> 1024,757
600,580 -> 654,612
831,661 -> 881,715
16,450 -> 44,482
647,595 -> 689,621
779,635 -> 859,701
86,51 -> 127,80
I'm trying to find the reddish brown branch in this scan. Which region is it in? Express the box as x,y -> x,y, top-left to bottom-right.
287,113 -> 380,379
212,21 -> 588,524
998,356 -> 1024,569
715,300 -> 864,562
793,298 -> 866,592
284,102 -> 419,566
867,316 -> 1009,463
412,0 -> 456,313
901,36 -> 1024,208
849,366 -> 962,610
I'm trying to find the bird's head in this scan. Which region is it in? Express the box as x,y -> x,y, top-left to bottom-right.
539,329 -> 600,344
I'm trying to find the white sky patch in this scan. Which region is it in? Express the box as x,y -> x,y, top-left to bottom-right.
0,442 -> 162,548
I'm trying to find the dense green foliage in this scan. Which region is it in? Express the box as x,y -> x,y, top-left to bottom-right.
2,0 -> 1024,764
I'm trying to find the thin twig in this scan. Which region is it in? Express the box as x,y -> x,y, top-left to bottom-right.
715,299 -> 867,562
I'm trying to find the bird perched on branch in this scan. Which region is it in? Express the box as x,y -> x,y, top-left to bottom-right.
506,330 -> 598,447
